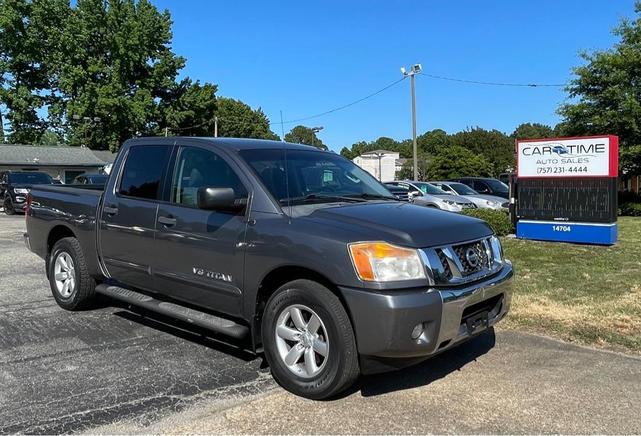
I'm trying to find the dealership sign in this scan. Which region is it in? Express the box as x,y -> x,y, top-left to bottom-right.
517,135 -> 618,178
515,135 -> 619,245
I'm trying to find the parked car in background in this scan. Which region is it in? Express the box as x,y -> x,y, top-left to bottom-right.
73,173 -> 109,187
383,183 -> 410,201
1,171 -> 53,215
449,177 -> 510,199
429,181 -> 508,211
386,180 -> 476,212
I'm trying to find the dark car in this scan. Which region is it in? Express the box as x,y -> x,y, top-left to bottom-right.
24,137 -> 513,399
1,171 -> 53,215
73,173 -> 109,186
449,177 -> 510,199
383,183 -> 410,201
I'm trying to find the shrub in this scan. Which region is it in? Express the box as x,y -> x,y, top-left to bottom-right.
618,190 -> 641,204
461,208 -> 514,236
619,202 -> 641,217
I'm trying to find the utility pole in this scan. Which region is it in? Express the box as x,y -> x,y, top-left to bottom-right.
214,116 -> 218,137
311,126 -> 324,148
373,151 -> 386,181
401,64 -> 422,180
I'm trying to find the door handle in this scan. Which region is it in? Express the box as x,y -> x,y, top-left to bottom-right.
103,205 -> 119,215
158,216 -> 177,226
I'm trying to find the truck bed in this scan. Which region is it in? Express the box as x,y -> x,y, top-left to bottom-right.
26,184 -> 103,276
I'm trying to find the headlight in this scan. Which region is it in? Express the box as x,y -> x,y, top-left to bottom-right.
348,242 -> 426,282
485,200 -> 500,208
14,188 -> 29,194
442,199 -> 456,205
489,235 -> 503,263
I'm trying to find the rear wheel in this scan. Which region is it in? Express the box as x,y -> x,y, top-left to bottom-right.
48,237 -> 96,310
3,197 -> 15,215
262,279 -> 359,399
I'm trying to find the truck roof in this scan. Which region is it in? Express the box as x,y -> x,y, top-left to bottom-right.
128,137 -> 323,152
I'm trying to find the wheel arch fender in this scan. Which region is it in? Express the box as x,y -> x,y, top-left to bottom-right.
250,264 -> 354,352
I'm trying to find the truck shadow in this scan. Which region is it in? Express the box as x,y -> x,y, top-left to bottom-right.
355,329 -> 496,397
109,301 -> 496,398
111,305 -> 258,362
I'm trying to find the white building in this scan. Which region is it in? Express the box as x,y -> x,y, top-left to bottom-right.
352,149 -> 400,182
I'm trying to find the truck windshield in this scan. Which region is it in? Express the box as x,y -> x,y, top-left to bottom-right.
9,172 -> 53,184
239,149 -> 395,205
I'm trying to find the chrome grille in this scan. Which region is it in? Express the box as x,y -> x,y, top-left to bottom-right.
452,240 -> 490,275
422,236 -> 500,286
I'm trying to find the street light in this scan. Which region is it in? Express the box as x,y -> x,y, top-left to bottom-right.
311,126 -> 324,148
401,63 -> 422,181
372,151 -> 386,181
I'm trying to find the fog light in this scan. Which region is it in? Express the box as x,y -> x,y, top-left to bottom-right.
411,323 -> 424,340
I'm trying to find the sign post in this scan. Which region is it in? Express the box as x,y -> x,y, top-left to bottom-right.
515,135 -> 619,245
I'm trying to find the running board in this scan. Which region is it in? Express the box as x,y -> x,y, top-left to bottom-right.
96,284 -> 249,339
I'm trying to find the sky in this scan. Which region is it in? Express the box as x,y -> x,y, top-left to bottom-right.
153,0 -> 636,152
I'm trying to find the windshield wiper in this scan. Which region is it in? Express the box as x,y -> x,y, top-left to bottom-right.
350,193 -> 397,201
281,194 -> 367,205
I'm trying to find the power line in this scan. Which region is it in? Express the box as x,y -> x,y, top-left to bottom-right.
421,73 -> 566,88
164,72 -> 567,133
272,77 -> 406,125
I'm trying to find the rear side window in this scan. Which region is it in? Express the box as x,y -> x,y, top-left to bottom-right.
119,145 -> 171,200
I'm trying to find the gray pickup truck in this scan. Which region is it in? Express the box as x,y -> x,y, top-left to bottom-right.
24,137 -> 513,399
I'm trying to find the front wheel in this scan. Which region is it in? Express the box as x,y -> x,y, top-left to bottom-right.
262,279 -> 360,399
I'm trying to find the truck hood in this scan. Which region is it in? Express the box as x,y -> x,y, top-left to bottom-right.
303,201 -> 493,248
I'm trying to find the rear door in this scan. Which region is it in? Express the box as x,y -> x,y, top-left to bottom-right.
152,142 -> 250,316
99,144 -> 172,290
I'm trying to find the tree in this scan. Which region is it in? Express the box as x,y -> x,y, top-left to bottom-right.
621,145 -> 641,175
397,152 -> 431,180
511,122 -> 556,140
417,129 -> 448,154
448,127 -> 514,175
558,1 -> 641,174
426,146 -> 493,180
284,125 -> 326,150
158,78 -> 217,136
0,0 -> 69,143
340,136 -> 410,159
215,97 -> 279,140
0,0 -> 220,150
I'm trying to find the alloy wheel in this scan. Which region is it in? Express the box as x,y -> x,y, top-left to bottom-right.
274,304 -> 329,379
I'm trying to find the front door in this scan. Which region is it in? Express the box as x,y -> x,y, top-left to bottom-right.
152,143 -> 249,316
99,144 -> 172,290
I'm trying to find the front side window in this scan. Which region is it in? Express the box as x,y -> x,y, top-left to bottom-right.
171,146 -> 247,208
239,148 -> 394,204
119,145 -> 171,200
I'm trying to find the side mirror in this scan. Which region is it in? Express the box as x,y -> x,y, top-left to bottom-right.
197,187 -> 246,212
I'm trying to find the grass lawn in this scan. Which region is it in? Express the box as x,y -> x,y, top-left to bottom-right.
500,217 -> 641,353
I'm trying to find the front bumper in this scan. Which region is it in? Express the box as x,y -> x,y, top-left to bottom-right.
339,261 -> 513,363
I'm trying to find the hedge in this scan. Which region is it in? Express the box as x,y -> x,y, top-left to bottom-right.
461,208 -> 514,236
619,202 -> 641,217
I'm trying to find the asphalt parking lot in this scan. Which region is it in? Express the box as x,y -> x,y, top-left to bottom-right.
2,213 -> 641,434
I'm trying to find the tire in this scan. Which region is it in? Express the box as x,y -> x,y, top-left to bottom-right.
262,279 -> 359,399
48,237 -> 96,310
4,197 -> 15,215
